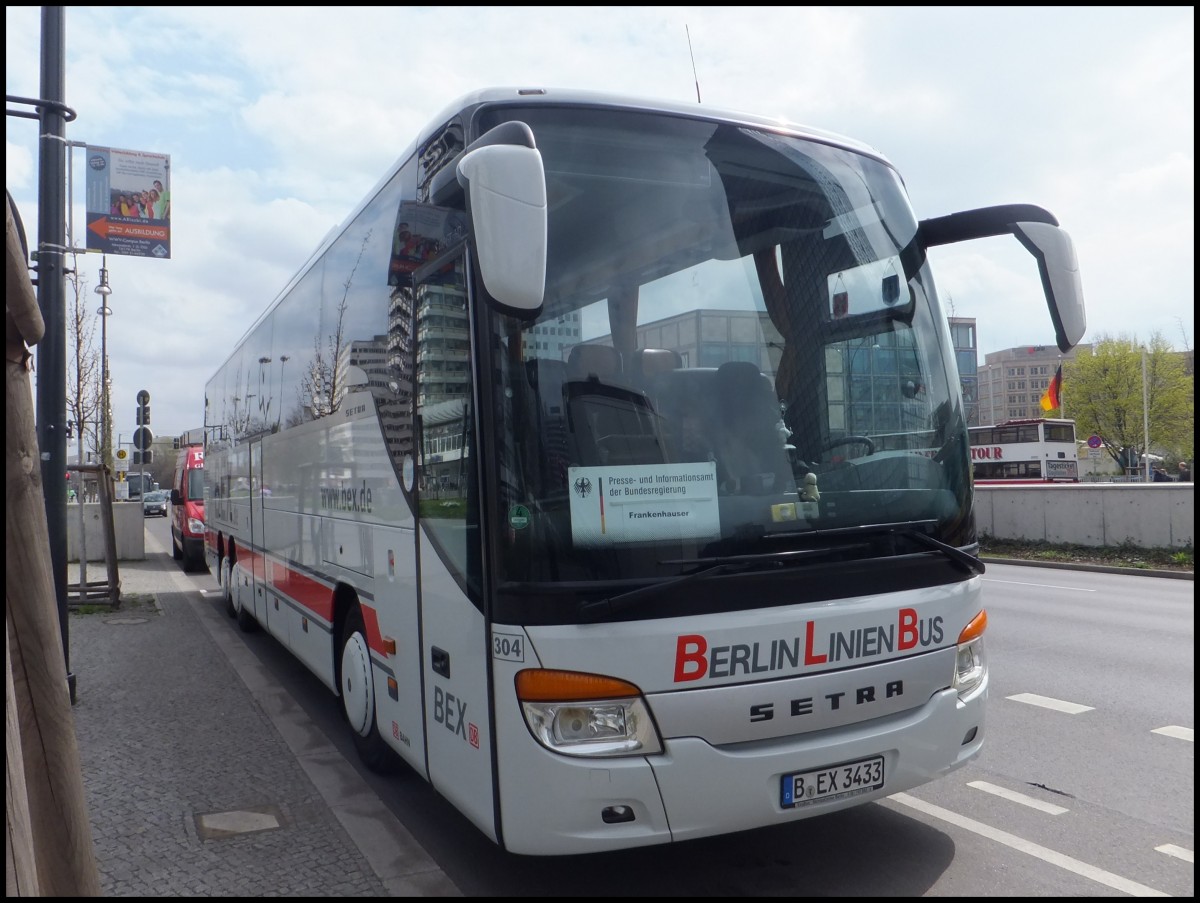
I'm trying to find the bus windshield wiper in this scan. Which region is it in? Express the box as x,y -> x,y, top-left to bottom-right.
903,529 -> 985,576
580,544 -> 868,619
776,519 -> 985,576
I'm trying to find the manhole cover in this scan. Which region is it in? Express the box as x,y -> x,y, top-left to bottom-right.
195,805 -> 284,839
104,616 -> 150,625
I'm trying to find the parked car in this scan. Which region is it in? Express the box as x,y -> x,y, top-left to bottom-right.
170,445 -> 207,572
142,489 -> 169,518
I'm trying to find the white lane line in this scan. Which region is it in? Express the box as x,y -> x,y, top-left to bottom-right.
1155,844 -> 1193,863
967,781 -> 1068,815
890,793 -> 1168,897
1007,693 -> 1095,714
983,578 -> 1096,592
1151,725 -> 1194,742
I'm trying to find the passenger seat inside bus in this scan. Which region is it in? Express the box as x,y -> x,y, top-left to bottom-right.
631,347 -> 682,384
564,344 -> 669,467
567,344 -> 622,384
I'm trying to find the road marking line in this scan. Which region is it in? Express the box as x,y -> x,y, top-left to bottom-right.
1007,693 -> 1094,714
983,578 -> 1096,592
1154,844 -> 1193,863
1151,725 -> 1193,742
890,793 -> 1168,897
967,781 -> 1068,814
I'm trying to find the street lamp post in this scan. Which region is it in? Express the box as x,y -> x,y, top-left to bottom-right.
1142,348 -> 1151,482
258,356 -> 272,428
95,257 -> 113,471
278,355 -> 290,429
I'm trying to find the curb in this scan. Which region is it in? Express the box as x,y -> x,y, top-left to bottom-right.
979,556 -> 1194,580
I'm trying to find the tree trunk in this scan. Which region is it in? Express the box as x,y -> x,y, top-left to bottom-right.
6,192 -> 101,895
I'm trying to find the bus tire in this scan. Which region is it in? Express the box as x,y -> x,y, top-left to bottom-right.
171,530 -> 183,561
339,603 -> 397,774
233,568 -> 257,633
221,555 -> 236,618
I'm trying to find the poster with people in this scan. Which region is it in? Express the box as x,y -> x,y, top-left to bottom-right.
85,145 -> 171,259
387,200 -> 466,286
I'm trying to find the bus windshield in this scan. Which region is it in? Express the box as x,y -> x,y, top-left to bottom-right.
481,107 -> 969,594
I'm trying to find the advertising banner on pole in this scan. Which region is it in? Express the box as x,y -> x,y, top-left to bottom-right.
85,145 -> 172,259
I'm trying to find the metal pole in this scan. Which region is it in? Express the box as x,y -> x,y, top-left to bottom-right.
96,257 -> 112,471
102,303 -> 108,459
1058,355 -> 1065,419
1142,349 -> 1150,482
33,6 -> 72,700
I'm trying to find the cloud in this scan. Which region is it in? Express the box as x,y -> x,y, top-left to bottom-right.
6,5 -> 1193,441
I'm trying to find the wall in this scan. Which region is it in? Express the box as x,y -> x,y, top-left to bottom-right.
66,501 -> 146,562
974,483 -> 1193,549
66,486 -> 1193,560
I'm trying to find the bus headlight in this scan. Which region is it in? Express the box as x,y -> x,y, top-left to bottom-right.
952,610 -> 988,699
516,669 -> 663,757
187,517 -> 205,534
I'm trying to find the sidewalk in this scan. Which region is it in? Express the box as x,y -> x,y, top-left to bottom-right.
67,528 -> 459,897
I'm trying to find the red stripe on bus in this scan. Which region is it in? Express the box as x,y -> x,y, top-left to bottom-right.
974,479 -> 1060,485
361,605 -> 385,653
269,559 -> 335,621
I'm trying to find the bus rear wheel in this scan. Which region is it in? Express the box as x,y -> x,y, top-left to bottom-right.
221,555 -> 236,618
339,603 -> 397,773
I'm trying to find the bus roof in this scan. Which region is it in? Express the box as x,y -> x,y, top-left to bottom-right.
419,87 -> 889,162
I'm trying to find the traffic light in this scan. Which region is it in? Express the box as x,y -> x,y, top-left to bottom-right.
134,389 -> 154,452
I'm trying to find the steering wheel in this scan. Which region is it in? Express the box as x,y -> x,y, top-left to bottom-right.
821,435 -> 876,457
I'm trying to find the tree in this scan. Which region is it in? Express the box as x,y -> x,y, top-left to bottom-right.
1063,332 -> 1193,468
65,260 -> 102,468
298,230 -> 371,421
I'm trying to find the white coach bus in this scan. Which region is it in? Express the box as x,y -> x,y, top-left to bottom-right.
203,87 -> 1086,855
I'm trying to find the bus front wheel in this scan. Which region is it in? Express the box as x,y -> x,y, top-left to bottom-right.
339,603 -> 397,774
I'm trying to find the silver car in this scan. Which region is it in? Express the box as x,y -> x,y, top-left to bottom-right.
142,489 -> 169,517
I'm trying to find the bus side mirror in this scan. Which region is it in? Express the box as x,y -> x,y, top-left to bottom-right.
918,204 -> 1087,353
1010,221 -> 1086,352
171,489 -> 182,505
457,143 -> 547,315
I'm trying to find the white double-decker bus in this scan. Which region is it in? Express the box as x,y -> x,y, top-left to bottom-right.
203,88 -> 1086,855
969,418 -> 1080,484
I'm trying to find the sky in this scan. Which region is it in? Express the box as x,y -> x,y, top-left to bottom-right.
6,6 -> 1195,444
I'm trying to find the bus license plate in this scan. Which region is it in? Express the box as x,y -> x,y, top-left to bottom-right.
781,755 -> 885,808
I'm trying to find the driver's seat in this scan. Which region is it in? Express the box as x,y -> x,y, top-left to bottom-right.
712,362 -> 795,494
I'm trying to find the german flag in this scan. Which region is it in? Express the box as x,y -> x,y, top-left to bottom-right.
1040,365 -> 1062,412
